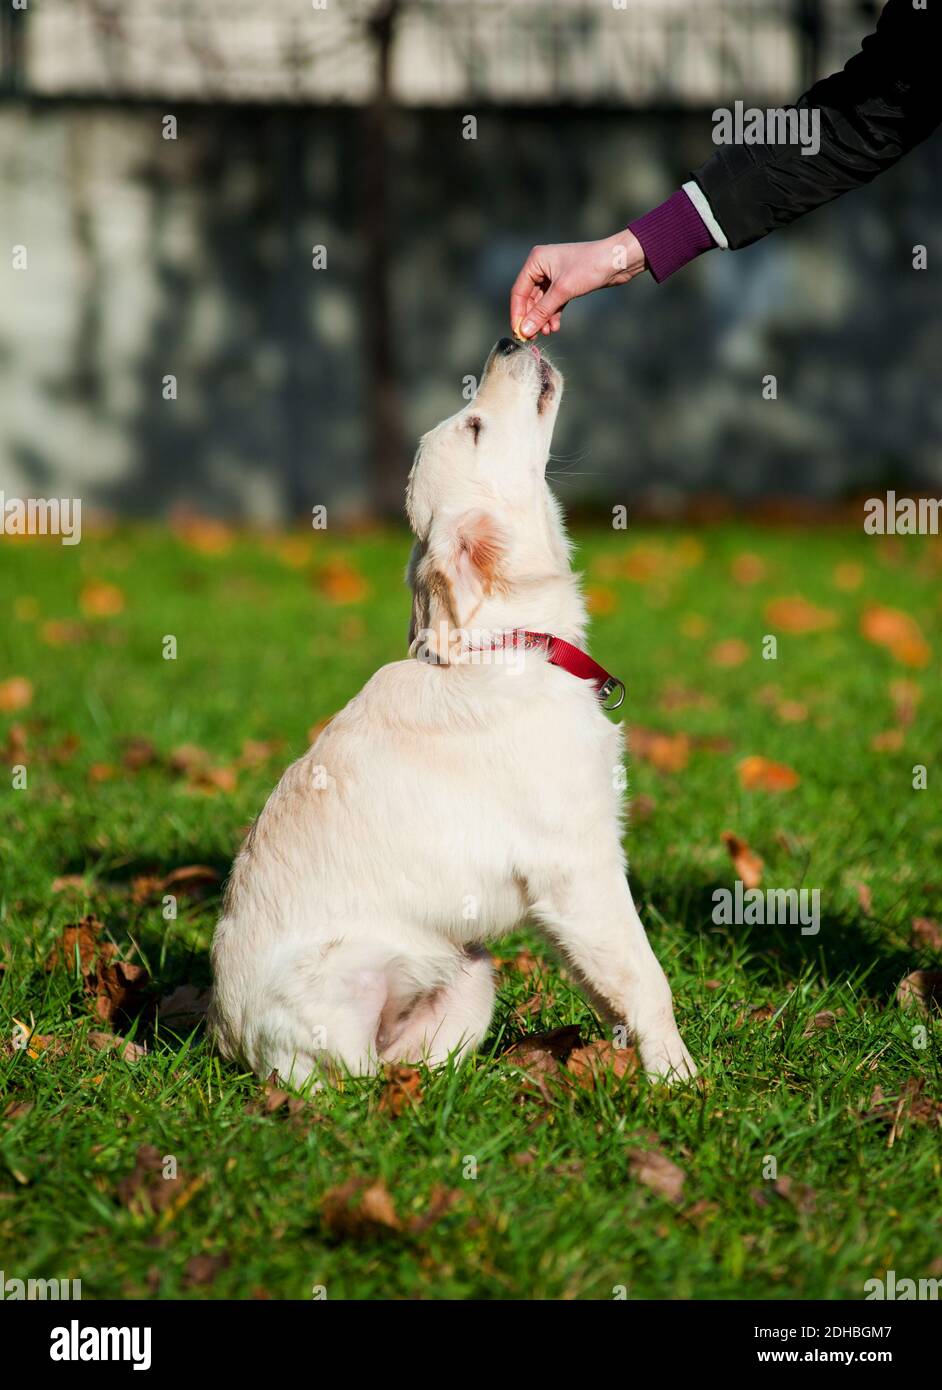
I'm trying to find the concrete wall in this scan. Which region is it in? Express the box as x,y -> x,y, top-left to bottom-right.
1,100 -> 940,520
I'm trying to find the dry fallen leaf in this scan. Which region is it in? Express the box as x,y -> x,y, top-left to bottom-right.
860,606 -> 930,668
378,1064 -> 424,1117
721,831 -> 764,889
79,580 -> 125,618
897,970 -> 942,1016
158,985 -> 212,1032
764,596 -> 837,634
87,1029 -> 148,1063
585,585 -> 617,615
116,1145 -> 179,1214
911,918 -> 942,951
730,553 -> 767,585
737,756 -> 800,793
0,676 -> 33,713
710,638 -> 749,667
315,557 -> 370,605
566,1039 -> 638,1089
322,1178 -> 402,1238
629,726 -> 690,774
626,1147 -> 686,1205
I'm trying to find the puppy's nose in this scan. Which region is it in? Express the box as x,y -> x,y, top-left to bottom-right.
496,337 -> 520,356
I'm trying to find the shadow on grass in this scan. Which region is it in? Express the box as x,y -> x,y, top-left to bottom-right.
635,874 -> 917,1003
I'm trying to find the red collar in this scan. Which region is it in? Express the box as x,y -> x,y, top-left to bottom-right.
481,630 -> 625,710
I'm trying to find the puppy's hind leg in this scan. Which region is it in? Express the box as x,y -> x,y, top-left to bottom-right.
250,946 -> 392,1085
378,948 -> 496,1068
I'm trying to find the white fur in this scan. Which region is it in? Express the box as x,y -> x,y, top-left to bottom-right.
210,340 -> 696,1084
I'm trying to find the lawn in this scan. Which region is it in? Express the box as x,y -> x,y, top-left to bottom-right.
1,520 -> 940,1301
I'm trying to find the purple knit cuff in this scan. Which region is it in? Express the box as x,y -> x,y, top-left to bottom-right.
628,188 -> 716,284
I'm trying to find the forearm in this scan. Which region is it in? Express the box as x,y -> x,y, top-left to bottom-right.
693,0 -> 942,249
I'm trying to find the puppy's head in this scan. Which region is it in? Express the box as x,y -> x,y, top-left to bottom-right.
407,339 -> 571,660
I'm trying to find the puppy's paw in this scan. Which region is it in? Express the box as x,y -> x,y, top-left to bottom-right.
639,1033 -> 698,1086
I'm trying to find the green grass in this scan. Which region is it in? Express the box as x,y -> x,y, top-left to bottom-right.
1,521 -> 940,1300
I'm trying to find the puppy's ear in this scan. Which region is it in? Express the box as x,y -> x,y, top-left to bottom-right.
409,510 -> 507,662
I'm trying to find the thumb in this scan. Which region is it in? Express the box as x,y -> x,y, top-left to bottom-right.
519,277 -> 571,339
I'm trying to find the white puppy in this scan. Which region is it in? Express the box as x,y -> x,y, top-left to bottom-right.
210,339 -> 696,1084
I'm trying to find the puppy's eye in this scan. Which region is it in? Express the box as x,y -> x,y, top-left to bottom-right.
467,415 -> 482,444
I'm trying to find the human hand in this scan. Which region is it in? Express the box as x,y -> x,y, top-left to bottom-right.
509,229 -> 647,339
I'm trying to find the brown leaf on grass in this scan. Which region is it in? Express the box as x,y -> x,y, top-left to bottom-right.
378,1064 -> 424,1117
501,1026 -> 584,1103
764,1176 -> 817,1214
157,985 -> 212,1032
172,514 -> 233,555
737,756 -> 800,793
122,737 -> 158,771
322,1178 -> 402,1238
51,874 -> 90,896
871,729 -> 904,752
897,970 -> 942,1015
502,1026 -> 584,1071
315,557 -> 370,605
79,580 -> 125,618
183,1253 -> 229,1288
889,679 -> 922,727
630,794 -> 657,823
512,992 -> 554,1025
776,700 -> 808,724
626,1147 -> 686,1205
629,726 -> 690,774
864,1077 -> 942,1146
681,1198 -> 719,1228
88,763 -> 117,783
408,1184 -> 461,1234
802,1009 -> 842,1038
709,638 -> 749,667
658,682 -> 716,713
911,918 -> 942,951
116,1145 -> 178,1214
585,585 -> 617,616
721,831 -> 764,889
238,738 -> 286,768
169,743 -> 210,774
193,766 -> 237,795
94,960 -> 149,1024
566,1040 -> 638,1089
3,1100 -> 34,1121
46,916 -> 150,1024
45,915 -> 111,974
0,676 -> 33,713
40,619 -> 87,647
730,553 -> 767,585
87,1030 -> 148,1063
860,606 -> 930,668
856,883 -> 874,917
833,562 -> 864,592
764,596 -> 837,634
160,866 -> 220,897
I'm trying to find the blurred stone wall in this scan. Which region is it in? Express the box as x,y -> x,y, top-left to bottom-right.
1,100 -> 939,520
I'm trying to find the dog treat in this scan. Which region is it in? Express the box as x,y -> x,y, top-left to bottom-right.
513,316 -> 528,342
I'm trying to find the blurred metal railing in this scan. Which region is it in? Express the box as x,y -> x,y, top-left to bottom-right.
2,0 -> 882,106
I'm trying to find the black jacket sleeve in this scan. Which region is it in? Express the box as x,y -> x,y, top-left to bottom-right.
692,0 -> 942,250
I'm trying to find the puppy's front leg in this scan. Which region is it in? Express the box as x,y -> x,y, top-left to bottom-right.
532,867 -> 697,1083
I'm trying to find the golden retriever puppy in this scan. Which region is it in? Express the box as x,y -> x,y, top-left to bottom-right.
210,339 -> 696,1084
